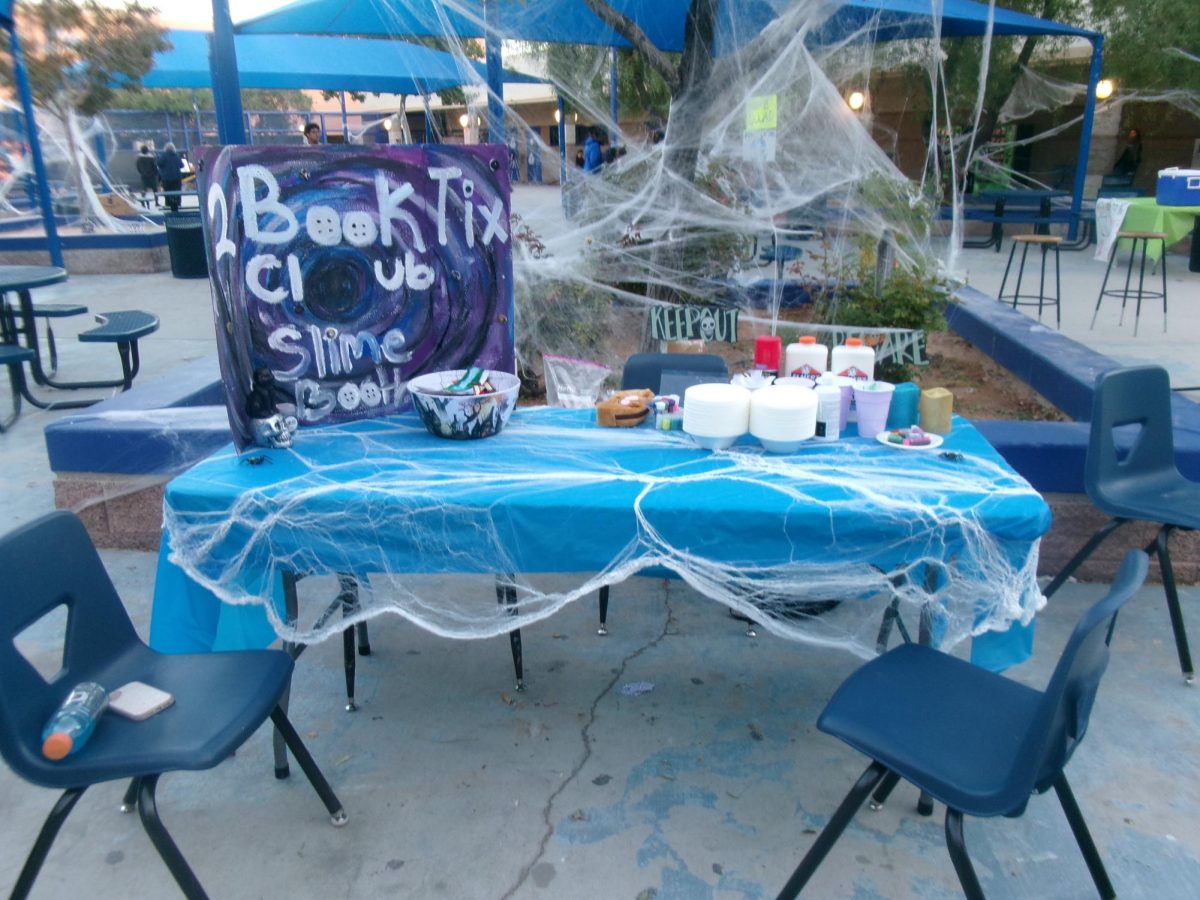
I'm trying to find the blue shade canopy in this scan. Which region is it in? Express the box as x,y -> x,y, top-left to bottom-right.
0,1 -> 12,27
236,0 -> 1098,49
143,29 -> 542,93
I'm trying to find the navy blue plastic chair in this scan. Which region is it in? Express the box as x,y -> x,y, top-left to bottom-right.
1043,365 -> 1200,682
0,512 -> 347,900
776,549 -> 1148,900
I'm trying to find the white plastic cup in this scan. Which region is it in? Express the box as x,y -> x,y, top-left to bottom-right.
853,381 -> 895,439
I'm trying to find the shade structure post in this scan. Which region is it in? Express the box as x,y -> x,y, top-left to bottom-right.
609,47 -> 618,145
557,95 -> 567,189
484,0 -> 504,144
5,19 -> 63,267
1070,35 -> 1103,241
209,0 -> 246,144
339,91 -> 348,142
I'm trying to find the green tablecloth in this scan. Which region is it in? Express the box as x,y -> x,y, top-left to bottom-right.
1120,197 -> 1200,261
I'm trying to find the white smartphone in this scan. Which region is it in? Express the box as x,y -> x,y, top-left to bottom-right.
109,681 -> 175,721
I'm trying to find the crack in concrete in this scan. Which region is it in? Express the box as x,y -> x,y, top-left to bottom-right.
498,586 -> 678,900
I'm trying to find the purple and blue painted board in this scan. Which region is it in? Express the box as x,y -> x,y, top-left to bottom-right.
196,144 -> 514,450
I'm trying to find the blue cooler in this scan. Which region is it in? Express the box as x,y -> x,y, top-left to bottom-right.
1156,168 -> 1200,206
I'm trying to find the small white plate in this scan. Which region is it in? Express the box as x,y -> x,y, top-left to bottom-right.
876,430 -> 945,451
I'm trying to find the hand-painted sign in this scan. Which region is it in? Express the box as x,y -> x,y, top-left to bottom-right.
745,95 -> 778,132
196,144 -> 514,449
650,304 -> 739,343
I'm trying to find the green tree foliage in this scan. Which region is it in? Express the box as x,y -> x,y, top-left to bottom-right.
0,0 -> 168,120
111,87 -> 314,113
1093,0 -> 1200,92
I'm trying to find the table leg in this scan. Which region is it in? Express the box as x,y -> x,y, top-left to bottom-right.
338,574 -> 359,711
496,575 -> 524,691
1190,215 -> 1200,273
273,570 -> 301,779
916,602 -> 936,817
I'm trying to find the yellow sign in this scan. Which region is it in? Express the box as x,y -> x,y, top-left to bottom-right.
745,95 -> 778,132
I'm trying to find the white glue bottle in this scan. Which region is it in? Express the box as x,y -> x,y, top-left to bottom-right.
814,373 -> 842,442
784,336 -> 828,387
830,337 -> 875,383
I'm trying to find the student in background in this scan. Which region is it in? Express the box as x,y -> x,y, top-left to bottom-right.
156,142 -> 184,212
304,122 -> 322,145
135,144 -> 158,209
583,127 -> 603,173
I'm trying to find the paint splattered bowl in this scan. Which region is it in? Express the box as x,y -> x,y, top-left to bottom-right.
407,369 -> 520,440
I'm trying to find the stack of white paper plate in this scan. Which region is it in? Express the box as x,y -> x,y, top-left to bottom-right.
682,383 -> 751,449
749,384 -> 818,453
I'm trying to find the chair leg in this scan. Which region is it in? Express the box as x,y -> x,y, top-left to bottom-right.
1154,526 -> 1194,683
1091,242 -> 1120,329
137,775 -> 209,900
1053,774 -> 1116,900
598,584 -> 610,636
120,776 -> 140,813
998,241 -> 1018,301
10,787 -> 87,900
1042,519 -> 1128,599
1160,240 -> 1168,332
944,808 -> 985,900
269,706 -> 349,826
775,761 -> 888,900
868,769 -> 902,811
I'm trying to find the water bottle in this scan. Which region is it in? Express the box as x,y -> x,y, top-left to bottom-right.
814,373 -> 842,442
41,682 -> 108,761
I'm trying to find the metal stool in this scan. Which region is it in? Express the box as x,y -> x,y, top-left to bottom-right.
1091,230 -> 1168,336
997,234 -> 1063,327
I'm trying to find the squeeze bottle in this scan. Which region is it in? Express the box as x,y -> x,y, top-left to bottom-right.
814,373 -> 842,442
41,682 -> 108,761
830,337 -> 875,383
784,336 -> 828,386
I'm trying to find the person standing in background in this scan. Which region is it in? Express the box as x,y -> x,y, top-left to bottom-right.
1112,127 -> 1142,178
156,142 -> 184,212
583,127 -> 603,173
135,144 -> 158,209
304,122 -> 322,145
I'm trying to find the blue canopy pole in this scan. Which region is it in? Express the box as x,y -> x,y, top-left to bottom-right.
339,91 -> 348,142
209,0 -> 246,143
5,19 -> 63,267
484,0 -> 504,145
609,48 -> 618,145
1070,35 -> 1103,241
191,90 -> 204,144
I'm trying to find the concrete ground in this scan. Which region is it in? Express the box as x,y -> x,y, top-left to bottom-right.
2,187 -> 1200,898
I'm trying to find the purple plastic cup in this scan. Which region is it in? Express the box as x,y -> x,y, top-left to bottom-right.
853,381 -> 895,439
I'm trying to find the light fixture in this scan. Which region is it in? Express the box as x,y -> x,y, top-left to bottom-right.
847,90 -> 866,112
1095,78 -> 1115,100
459,113 -> 469,128
383,117 -> 394,130
554,109 -> 561,124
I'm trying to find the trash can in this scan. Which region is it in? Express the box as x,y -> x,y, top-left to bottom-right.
165,211 -> 208,279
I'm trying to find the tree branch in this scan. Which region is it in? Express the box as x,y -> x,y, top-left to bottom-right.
582,0 -> 680,92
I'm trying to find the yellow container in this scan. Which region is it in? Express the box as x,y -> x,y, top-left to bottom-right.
919,387 -> 954,435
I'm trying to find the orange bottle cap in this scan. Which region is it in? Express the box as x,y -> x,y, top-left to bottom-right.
846,337 -> 863,346
42,732 -> 73,760
799,336 -> 816,344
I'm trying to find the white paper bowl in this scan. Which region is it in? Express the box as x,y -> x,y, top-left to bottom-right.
407,369 -> 520,440
689,433 -> 741,450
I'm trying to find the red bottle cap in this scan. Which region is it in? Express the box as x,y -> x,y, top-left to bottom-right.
42,732 -> 73,760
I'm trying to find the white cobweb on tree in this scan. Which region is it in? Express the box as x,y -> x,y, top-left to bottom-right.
0,101 -> 162,232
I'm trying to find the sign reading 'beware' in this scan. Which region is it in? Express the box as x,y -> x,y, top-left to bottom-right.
197,144 -> 514,449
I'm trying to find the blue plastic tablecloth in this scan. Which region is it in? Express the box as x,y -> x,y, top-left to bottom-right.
151,408 -> 1051,670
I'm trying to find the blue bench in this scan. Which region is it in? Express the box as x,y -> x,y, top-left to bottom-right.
78,310 -> 159,392
0,344 -> 35,432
